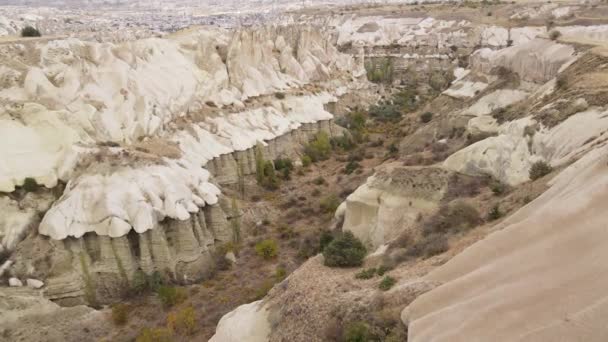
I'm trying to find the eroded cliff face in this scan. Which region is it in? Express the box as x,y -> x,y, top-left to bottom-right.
0,23 -> 363,305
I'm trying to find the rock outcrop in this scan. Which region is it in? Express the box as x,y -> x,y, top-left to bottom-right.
1,23 -> 362,304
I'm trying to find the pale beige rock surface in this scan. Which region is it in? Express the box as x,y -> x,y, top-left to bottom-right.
406,146 -> 608,341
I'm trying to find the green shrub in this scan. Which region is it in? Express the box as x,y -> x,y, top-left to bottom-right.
490,181 -> 507,196
369,101 -> 401,122
21,26 -> 41,37
379,276 -> 397,291
275,266 -> 287,281
365,57 -> 394,84
355,268 -> 377,280
376,264 -> 392,276
556,74 -> 568,89
304,132 -> 332,162
275,92 -> 286,99
320,194 -> 340,214
136,328 -> 173,342
313,176 -> 326,186
157,286 -> 187,308
323,231 -> 367,267
111,303 -> 130,325
274,158 -> 293,180
331,134 -> 357,151
255,239 -> 279,259
343,321 -> 370,342
549,30 -> 561,40
420,112 -> 433,123
529,161 -> 552,180
344,161 -> 360,174
488,204 -> 503,221
131,270 -> 150,294
301,155 -> 312,167
22,177 -> 38,192
319,230 -> 334,252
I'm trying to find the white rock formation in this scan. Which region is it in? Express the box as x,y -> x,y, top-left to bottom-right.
26,278 -> 44,289
462,89 -> 529,117
405,145 -> 608,341
471,38 -> 576,83
0,25 -> 362,242
444,106 -> 608,185
8,278 -> 23,287
342,165 -> 453,249
209,300 -> 271,342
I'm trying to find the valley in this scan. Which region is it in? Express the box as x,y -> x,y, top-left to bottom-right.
1,1 -> 608,341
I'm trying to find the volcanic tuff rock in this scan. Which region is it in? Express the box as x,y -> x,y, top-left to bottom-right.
405,145 -> 608,342
0,23 -> 363,304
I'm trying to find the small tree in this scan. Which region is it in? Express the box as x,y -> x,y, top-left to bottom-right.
379,276 -> 397,291
549,30 -> 562,41
21,26 -> 41,37
529,161 -> 553,180
420,112 -> 433,123
323,231 -> 367,267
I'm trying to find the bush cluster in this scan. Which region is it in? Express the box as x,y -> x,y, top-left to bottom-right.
255,239 -> 279,259
157,286 -> 187,308
304,132 -> 332,162
422,201 -> 481,236
167,306 -> 196,336
319,194 -> 340,214
323,231 -> 367,267
379,276 -> 397,291
529,161 -> 553,180
21,26 -> 41,37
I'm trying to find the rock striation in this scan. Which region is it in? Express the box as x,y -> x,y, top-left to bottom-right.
1,23 -> 363,304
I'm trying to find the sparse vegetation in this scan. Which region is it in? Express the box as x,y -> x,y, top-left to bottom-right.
21,26 -> 41,37
255,239 -> 279,259
304,132 -> 332,162
22,177 -> 38,192
491,180 -> 507,196
529,161 -> 553,180
343,321 -> 370,342
275,92 -> 286,99
319,194 -> 340,213
420,112 -> 433,123
111,303 -> 130,326
379,276 -> 397,291
167,306 -> 196,336
274,158 -> 294,180
549,30 -> 562,40
136,328 -> 172,342
488,204 -> 503,221
422,201 -> 482,236
319,230 -> 335,252
301,155 -> 312,167
355,268 -> 377,280
323,231 -> 367,267
365,57 -> 394,84
406,234 -> 449,259
344,160 -> 360,174
156,286 -> 187,308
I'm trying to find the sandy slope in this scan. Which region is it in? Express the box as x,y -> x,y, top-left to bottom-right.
405,145 -> 608,341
